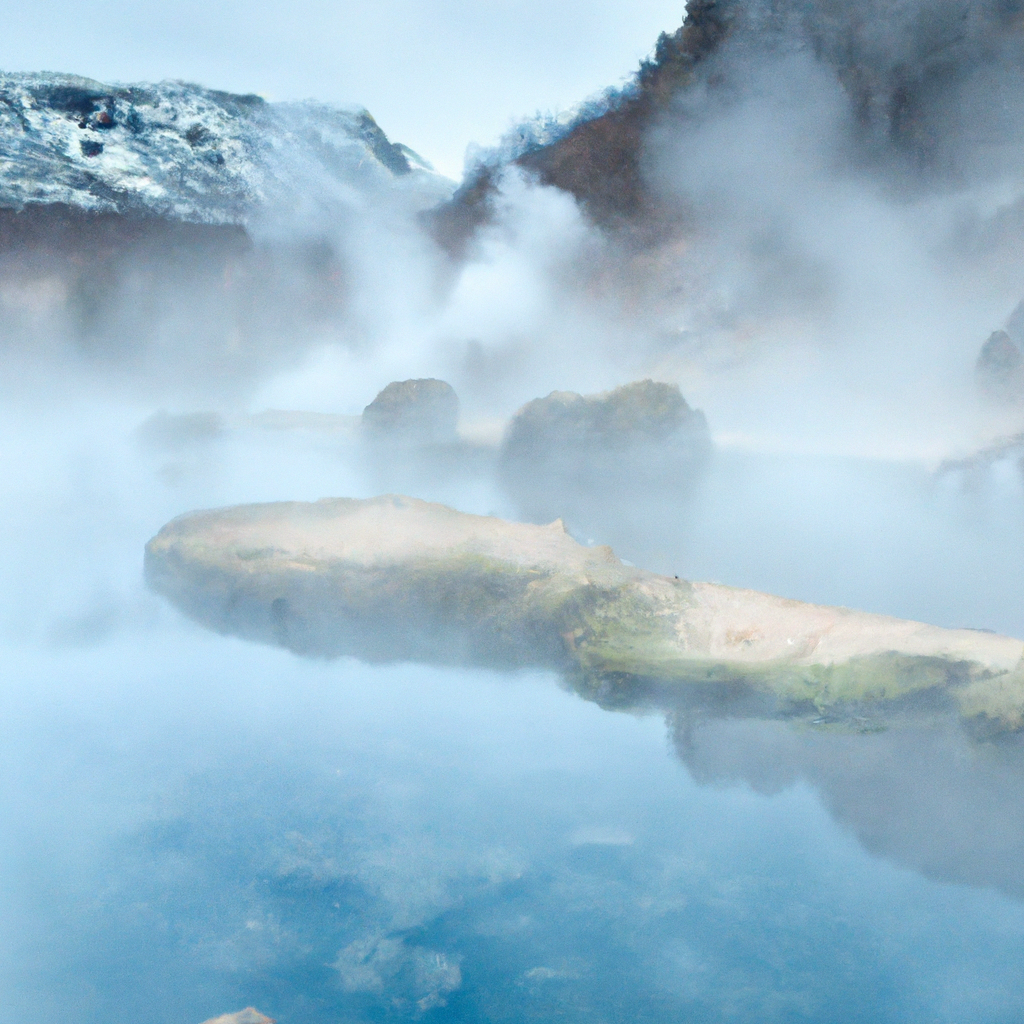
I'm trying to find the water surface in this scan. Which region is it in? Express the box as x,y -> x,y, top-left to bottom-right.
3,403 -> 1024,1023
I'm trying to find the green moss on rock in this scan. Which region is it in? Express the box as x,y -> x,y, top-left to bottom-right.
145,494 -> 1024,733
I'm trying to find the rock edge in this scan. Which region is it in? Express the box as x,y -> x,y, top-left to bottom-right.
145,494 -> 1024,732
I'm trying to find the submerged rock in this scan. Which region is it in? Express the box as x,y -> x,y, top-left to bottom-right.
499,379 -> 711,526
145,494 -> 1024,733
362,378 -> 460,446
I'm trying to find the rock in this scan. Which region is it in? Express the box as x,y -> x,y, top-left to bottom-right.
428,0 -> 733,252
358,379 -> 490,493
145,494 -> 1024,733
976,329 -> 1024,404
362,378 -> 459,446
498,379 -> 711,526
199,1010 -> 274,1024
502,379 -> 705,452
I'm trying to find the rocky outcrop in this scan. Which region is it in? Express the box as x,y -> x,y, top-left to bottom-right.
430,0 -> 1024,254
0,74 -> 452,396
428,0 -> 732,252
499,379 -> 711,527
145,494 -> 1024,733
976,329 -> 1024,404
362,378 -> 460,446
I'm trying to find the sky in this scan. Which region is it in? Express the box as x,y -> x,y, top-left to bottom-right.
0,0 -> 686,178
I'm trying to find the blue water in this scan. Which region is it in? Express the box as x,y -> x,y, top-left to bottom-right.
3,404 -> 1024,1022
3,637 -> 1024,1023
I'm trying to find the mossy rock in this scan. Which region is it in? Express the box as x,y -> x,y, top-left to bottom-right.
145,494 -> 1024,733
362,379 -> 459,445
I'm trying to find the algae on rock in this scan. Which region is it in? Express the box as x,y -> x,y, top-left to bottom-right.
145,494 -> 1024,733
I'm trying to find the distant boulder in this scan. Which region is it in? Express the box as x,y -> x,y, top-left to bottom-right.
362,378 -> 460,446
499,379 -> 711,526
976,329 -> 1024,405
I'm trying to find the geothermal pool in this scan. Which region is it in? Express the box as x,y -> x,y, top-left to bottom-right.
3,403 -> 1024,1024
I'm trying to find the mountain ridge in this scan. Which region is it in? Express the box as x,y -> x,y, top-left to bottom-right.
0,70 -> 448,225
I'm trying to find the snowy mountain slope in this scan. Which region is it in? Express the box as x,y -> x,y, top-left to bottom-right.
0,72 -> 451,223
0,74 -> 457,401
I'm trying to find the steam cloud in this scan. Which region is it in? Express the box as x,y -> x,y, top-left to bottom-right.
6,1 -> 1024,1020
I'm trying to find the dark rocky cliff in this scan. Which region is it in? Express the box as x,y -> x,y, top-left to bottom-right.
430,0 -> 1024,254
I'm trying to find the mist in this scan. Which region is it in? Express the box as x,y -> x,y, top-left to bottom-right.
6,0 -> 1024,1020
0,0 -> 689,178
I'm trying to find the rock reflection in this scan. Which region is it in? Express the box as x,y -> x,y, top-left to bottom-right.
628,685 -> 1024,899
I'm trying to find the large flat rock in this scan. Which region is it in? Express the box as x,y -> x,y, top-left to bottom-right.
145,495 -> 1024,731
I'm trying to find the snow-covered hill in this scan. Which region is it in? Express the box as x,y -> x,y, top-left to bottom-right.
0,72 -> 451,223
0,73 -> 457,400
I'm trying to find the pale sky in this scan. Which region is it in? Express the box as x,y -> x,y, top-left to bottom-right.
0,0 -> 687,178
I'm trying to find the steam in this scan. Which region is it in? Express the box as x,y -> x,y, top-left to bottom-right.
7,1 -> 1024,1020
631,21 -> 1024,456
